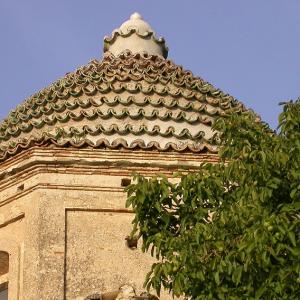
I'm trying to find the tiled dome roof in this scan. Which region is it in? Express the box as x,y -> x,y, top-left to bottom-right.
0,51 -> 244,161
0,14 -> 245,162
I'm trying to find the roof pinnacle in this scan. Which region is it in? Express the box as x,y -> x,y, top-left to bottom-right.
103,13 -> 168,58
130,12 -> 142,20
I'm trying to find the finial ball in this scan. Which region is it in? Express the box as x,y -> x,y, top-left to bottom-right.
130,12 -> 142,20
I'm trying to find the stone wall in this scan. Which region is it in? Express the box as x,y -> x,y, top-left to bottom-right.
0,147 -> 218,299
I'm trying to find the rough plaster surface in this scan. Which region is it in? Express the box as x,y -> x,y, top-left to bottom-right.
66,211 -> 160,299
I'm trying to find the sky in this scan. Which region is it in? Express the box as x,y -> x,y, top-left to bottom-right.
1,1 -> 300,129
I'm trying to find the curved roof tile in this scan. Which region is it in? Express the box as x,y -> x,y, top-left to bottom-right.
0,51 -> 245,161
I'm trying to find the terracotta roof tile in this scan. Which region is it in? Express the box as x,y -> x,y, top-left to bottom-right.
0,51 -> 245,161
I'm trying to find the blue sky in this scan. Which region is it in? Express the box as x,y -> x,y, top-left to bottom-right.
1,0 -> 300,129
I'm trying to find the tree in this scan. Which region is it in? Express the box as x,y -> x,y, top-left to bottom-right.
126,100 -> 300,300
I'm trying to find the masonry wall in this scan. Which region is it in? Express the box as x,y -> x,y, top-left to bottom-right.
0,147 -> 218,300
0,187 -> 40,300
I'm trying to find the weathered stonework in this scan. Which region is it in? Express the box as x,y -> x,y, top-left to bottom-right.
0,147 -> 218,299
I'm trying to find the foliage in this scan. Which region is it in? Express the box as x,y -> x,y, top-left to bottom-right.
126,100 -> 300,299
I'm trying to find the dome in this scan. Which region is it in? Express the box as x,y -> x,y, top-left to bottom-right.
0,14 -> 245,162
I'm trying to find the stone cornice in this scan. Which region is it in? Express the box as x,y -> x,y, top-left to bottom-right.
0,146 -> 218,173
0,146 -> 219,191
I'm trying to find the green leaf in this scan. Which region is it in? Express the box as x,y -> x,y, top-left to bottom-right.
288,231 -> 296,247
214,272 -> 220,285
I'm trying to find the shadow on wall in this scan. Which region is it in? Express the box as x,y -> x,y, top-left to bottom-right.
0,288 -> 8,300
0,251 -> 9,300
0,252 -> 8,276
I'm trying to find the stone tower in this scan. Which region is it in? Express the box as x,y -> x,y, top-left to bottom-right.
0,13 -> 244,300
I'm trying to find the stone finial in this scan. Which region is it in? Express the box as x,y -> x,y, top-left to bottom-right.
103,13 -> 168,58
118,12 -> 153,34
130,12 -> 142,20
